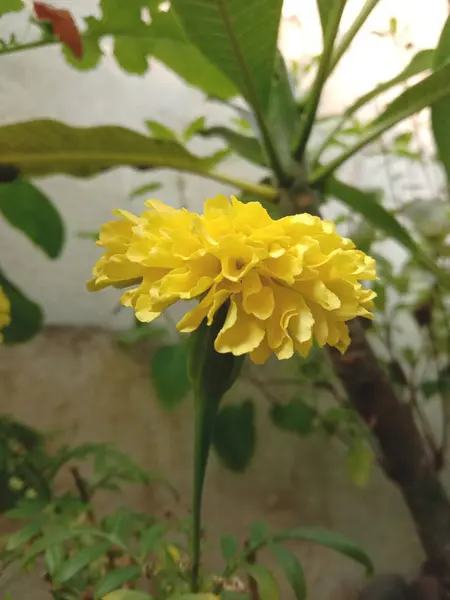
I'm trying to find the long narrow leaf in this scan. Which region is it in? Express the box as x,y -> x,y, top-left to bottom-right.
431,16 -> 450,187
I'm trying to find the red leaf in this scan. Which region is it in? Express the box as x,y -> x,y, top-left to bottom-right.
34,2 -> 83,58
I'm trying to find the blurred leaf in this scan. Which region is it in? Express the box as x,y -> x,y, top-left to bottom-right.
422,380 -> 440,399
270,398 -> 316,436
55,541 -> 111,584
199,127 -> 265,165
432,16 -> 450,187
221,533 -> 239,564
0,272 -> 43,343
139,522 -> 166,558
129,182 -> 162,200
94,566 -> 142,599
151,344 -> 191,409
167,596 -> 218,600
145,120 -> 178,141
26,528 -> 94,560
245,564 -> 280,600
213,400 -> 256,472
373,282 -> 386,312
0,179 -> 64,258
5,521 -> 42,551
326,178 -> 426,261
117,322 -> 167,345
183,117 -> 206,142
44,544 -> 65,577
171,0 -> 283,111
346,439 -> 373,487
249,521 -> 268,546
104,592 -> 153,600
270,544 -> 306,600
269,527 -> 372,574
63,18 -> 102,70
0,0 -> 22,16
393,131 -> 413,147
0,120 -> 230,178
345,49 -> 434,117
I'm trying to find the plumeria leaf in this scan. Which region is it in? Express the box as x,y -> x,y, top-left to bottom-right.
431,16 -> 450,185
0,179 -> 64,258
171,0 -> 283,111
0,120 -> 228,179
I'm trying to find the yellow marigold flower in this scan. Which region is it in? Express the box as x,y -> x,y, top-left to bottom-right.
88,196 -> 376,363
0,286 -> 11,343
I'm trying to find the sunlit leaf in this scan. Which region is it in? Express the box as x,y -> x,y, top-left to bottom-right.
245,564 -> 279,600
0,0 -> 23,16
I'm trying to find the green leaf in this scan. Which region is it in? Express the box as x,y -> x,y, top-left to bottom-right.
26,529 -> 93,560
183,117 -> 206,142
5,521 -> 42,551
55,541 -> 111,584
221,534 -> 239,564
129,182 -> 162,199
139,522 -> 166,558
118,322 -> 167,345
270,544 -> 306,600
149,9 -> 237,99
145,121 -> 178,141
94,566 -> 142,599
151,344 -> 191,410
63,20 -> 102,71
44,545 -> 65,577
213,400 -> 255,472
104,592 -> 153,600
245,564 -> 280,600
171,0 -> 283,111
325,178 -> 422,256
0,272 -> 43,343
0,0 -> 23,16
0,120 -> 230,179
346,439 -> 373,488
198,127 -> 265,166
0,179 -> 64,258
431,16 -> 450,186
270,399 -> 316,436
249,521 -> 268,546
271,528 -> 373,574
167,596 -> 218,600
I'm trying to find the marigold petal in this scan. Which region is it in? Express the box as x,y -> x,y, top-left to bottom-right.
215,298 -> 265,356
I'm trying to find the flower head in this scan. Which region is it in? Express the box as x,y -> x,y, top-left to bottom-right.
88,196 -> 376,363
0,286 -> 11,343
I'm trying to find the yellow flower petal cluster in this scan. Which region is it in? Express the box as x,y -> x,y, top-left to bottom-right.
88,196 -> 376,363
0,286 -> 11,343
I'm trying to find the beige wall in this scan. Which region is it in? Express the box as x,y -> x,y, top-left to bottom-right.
0,326 -> 424,599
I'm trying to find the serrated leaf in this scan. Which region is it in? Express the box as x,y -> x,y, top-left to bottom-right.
55,541 -> 111,584
139,522 -> 166,558
171,0 -> 283,111
270,544 -> 306,600
104,592 -> 153,600
5,521 -> 42,551
245,564 -> 279,600
151,344 -> 191,409
346,439 -> 373,488
0,0 -> 23,17
198,127 -> 265,165
94,566 -> 141,599
220,533 -> 238,564
0,179 -> 64,258
270,398 -> 316,436
0,120 -> 229,179
213,400 -> 255,472
0,272 -> 43,343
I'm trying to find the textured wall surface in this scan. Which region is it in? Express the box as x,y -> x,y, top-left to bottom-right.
0,327 -> 424,599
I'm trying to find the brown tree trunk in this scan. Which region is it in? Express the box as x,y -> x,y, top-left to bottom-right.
286,186 -> 450,590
